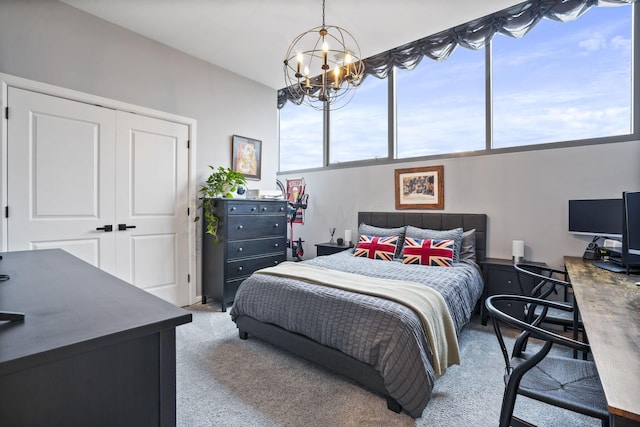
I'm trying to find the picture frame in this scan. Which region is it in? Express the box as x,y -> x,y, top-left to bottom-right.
395,165 -> 444,210
231,134 -> 262,180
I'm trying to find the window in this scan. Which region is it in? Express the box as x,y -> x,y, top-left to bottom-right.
396,46 -> 486,158
329,75 -> 388,163
279,101 -> 323,171
492,6 -> 632,148
278,4 -> 635,171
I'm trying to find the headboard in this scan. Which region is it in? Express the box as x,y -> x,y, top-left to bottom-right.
357,212 -> 488,263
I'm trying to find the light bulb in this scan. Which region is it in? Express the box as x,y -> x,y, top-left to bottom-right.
296,52 -> 303,76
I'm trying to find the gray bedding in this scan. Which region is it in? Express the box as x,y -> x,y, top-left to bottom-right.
229,250 -> 484,418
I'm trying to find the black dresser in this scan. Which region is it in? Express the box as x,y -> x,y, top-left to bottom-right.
202,198 -> 287,311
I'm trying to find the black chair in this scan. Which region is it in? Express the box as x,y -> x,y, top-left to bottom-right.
514,263 -> 586,358
486,294 -> 609,427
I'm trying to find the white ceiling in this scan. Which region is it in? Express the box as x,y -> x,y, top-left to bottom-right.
60,0 -> 523,90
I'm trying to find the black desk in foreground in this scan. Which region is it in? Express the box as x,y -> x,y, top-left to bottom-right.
0,249 -> 192,426
565,256 -> 640,427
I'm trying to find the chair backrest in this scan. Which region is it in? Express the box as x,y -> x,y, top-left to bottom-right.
485,294 -> 590,367
514,263 -> 571,300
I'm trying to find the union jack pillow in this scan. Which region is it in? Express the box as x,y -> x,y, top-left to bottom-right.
402,237 -> 454,267
353,235 -> 399,261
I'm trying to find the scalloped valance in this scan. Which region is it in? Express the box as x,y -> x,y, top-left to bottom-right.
278,0 -> 635,109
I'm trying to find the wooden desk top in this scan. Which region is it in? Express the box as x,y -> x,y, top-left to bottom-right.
565,256 -> 640,422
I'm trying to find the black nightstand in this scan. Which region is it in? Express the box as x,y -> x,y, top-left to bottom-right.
480,258 -> 545,325
315,242 -> 353,256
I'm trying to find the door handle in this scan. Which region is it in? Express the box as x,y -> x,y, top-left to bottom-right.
118,224 -> 137,231
96,225 -> 113,232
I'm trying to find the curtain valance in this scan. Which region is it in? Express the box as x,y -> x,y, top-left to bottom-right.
277,0 -> 635,109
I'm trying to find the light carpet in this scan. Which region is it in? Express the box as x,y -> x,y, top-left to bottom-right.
176,303 -> 599,427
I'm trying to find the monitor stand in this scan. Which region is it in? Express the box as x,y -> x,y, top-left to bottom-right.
0,311 -> 25,322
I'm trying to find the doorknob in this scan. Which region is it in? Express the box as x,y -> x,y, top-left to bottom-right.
118,224 -> 137,231
96,225 -> 113,232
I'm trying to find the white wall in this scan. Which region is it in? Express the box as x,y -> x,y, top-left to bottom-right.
0,0 -> 279,296
280,140 -> 639,268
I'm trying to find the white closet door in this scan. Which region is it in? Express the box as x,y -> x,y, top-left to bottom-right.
114,111 -> 190,306
7,87 -> 117,274
7,87 -> 191,307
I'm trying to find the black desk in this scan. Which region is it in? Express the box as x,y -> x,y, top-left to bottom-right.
0,249 -> 192,426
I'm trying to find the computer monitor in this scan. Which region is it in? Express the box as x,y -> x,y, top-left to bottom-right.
568,198 -> 622,238
622,191 -> 640,259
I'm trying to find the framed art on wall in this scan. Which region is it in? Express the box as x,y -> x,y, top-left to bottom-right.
395,165 -> 444,210
232,134 -> 262,180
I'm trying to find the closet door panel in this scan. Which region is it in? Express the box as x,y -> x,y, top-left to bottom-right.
115,111 -> 190,306
7,87 -> 117,274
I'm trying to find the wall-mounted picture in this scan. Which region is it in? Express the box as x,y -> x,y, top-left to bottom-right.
232,134 -> 262,180
395,165 -> 444,210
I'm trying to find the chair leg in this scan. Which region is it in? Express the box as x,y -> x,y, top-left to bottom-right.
499,382 -> 520,427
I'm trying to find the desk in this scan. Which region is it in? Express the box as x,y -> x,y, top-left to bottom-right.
0,249 -> 192,426
565,256 -> 640,427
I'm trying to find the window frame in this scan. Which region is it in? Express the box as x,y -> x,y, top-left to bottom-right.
278,5 -> 639,175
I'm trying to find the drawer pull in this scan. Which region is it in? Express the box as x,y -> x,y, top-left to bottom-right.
238,247 -> 243,252
262,207 -> 268,211
237,225 -> 243,230
251,207 -> 256,211
230,206 -> 236,211
274,243 -> 279,248
238,266 -> 243,272
279,207 -> 284,211
274,223 -> 279,228
507,280 -> 512,284
274,260 -> 279,265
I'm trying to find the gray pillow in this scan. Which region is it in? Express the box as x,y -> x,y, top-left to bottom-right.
404,225 -> 464,263
460,229 -> 476,262
357,223 -> 406,258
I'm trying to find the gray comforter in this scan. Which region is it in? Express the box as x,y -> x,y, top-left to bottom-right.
229,250 -> 484,417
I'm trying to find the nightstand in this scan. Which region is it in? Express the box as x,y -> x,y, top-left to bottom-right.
315,242 -> 353,256
480,258 -> 544,325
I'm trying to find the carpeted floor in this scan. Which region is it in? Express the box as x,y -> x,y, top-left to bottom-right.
176,303 -> 600,427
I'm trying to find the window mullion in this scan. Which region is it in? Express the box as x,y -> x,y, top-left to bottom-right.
486,41 -> 493,151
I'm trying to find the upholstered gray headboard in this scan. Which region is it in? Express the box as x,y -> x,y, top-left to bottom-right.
357,212 -> 488,263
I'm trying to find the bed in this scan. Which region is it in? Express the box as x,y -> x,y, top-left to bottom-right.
229,212 -> 487,418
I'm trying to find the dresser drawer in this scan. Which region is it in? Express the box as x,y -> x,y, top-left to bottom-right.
226,202 -> 287,215
227,215 -> 286,239
487,269 -> 521,294
227,237 -> 286,260
226,253 -> 285,280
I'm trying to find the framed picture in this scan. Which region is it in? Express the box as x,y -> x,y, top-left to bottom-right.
395,165 -> 444,210
231,135 -> 262,180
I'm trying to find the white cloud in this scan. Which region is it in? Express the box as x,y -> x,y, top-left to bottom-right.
579,36 -> 606,52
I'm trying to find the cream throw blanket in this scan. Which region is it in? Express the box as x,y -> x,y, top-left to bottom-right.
256,261 -> 460,377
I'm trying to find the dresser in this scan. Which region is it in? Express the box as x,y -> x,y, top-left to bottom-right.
202,198 -> 287,311
0,249 -> 191,426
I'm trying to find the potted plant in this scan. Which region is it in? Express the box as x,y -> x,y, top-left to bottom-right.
195,166 -> 247,241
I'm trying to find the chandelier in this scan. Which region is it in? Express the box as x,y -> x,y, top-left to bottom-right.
283,0 -> 365,111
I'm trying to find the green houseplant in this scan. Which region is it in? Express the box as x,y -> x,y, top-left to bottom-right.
195,166 -> 247,241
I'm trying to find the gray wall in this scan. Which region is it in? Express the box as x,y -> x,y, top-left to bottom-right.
280,140 -> 639,269
0,0 -> 278,190
0,0 -> 280,296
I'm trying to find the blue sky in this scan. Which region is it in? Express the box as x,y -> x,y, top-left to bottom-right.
280,5 -> 632,171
